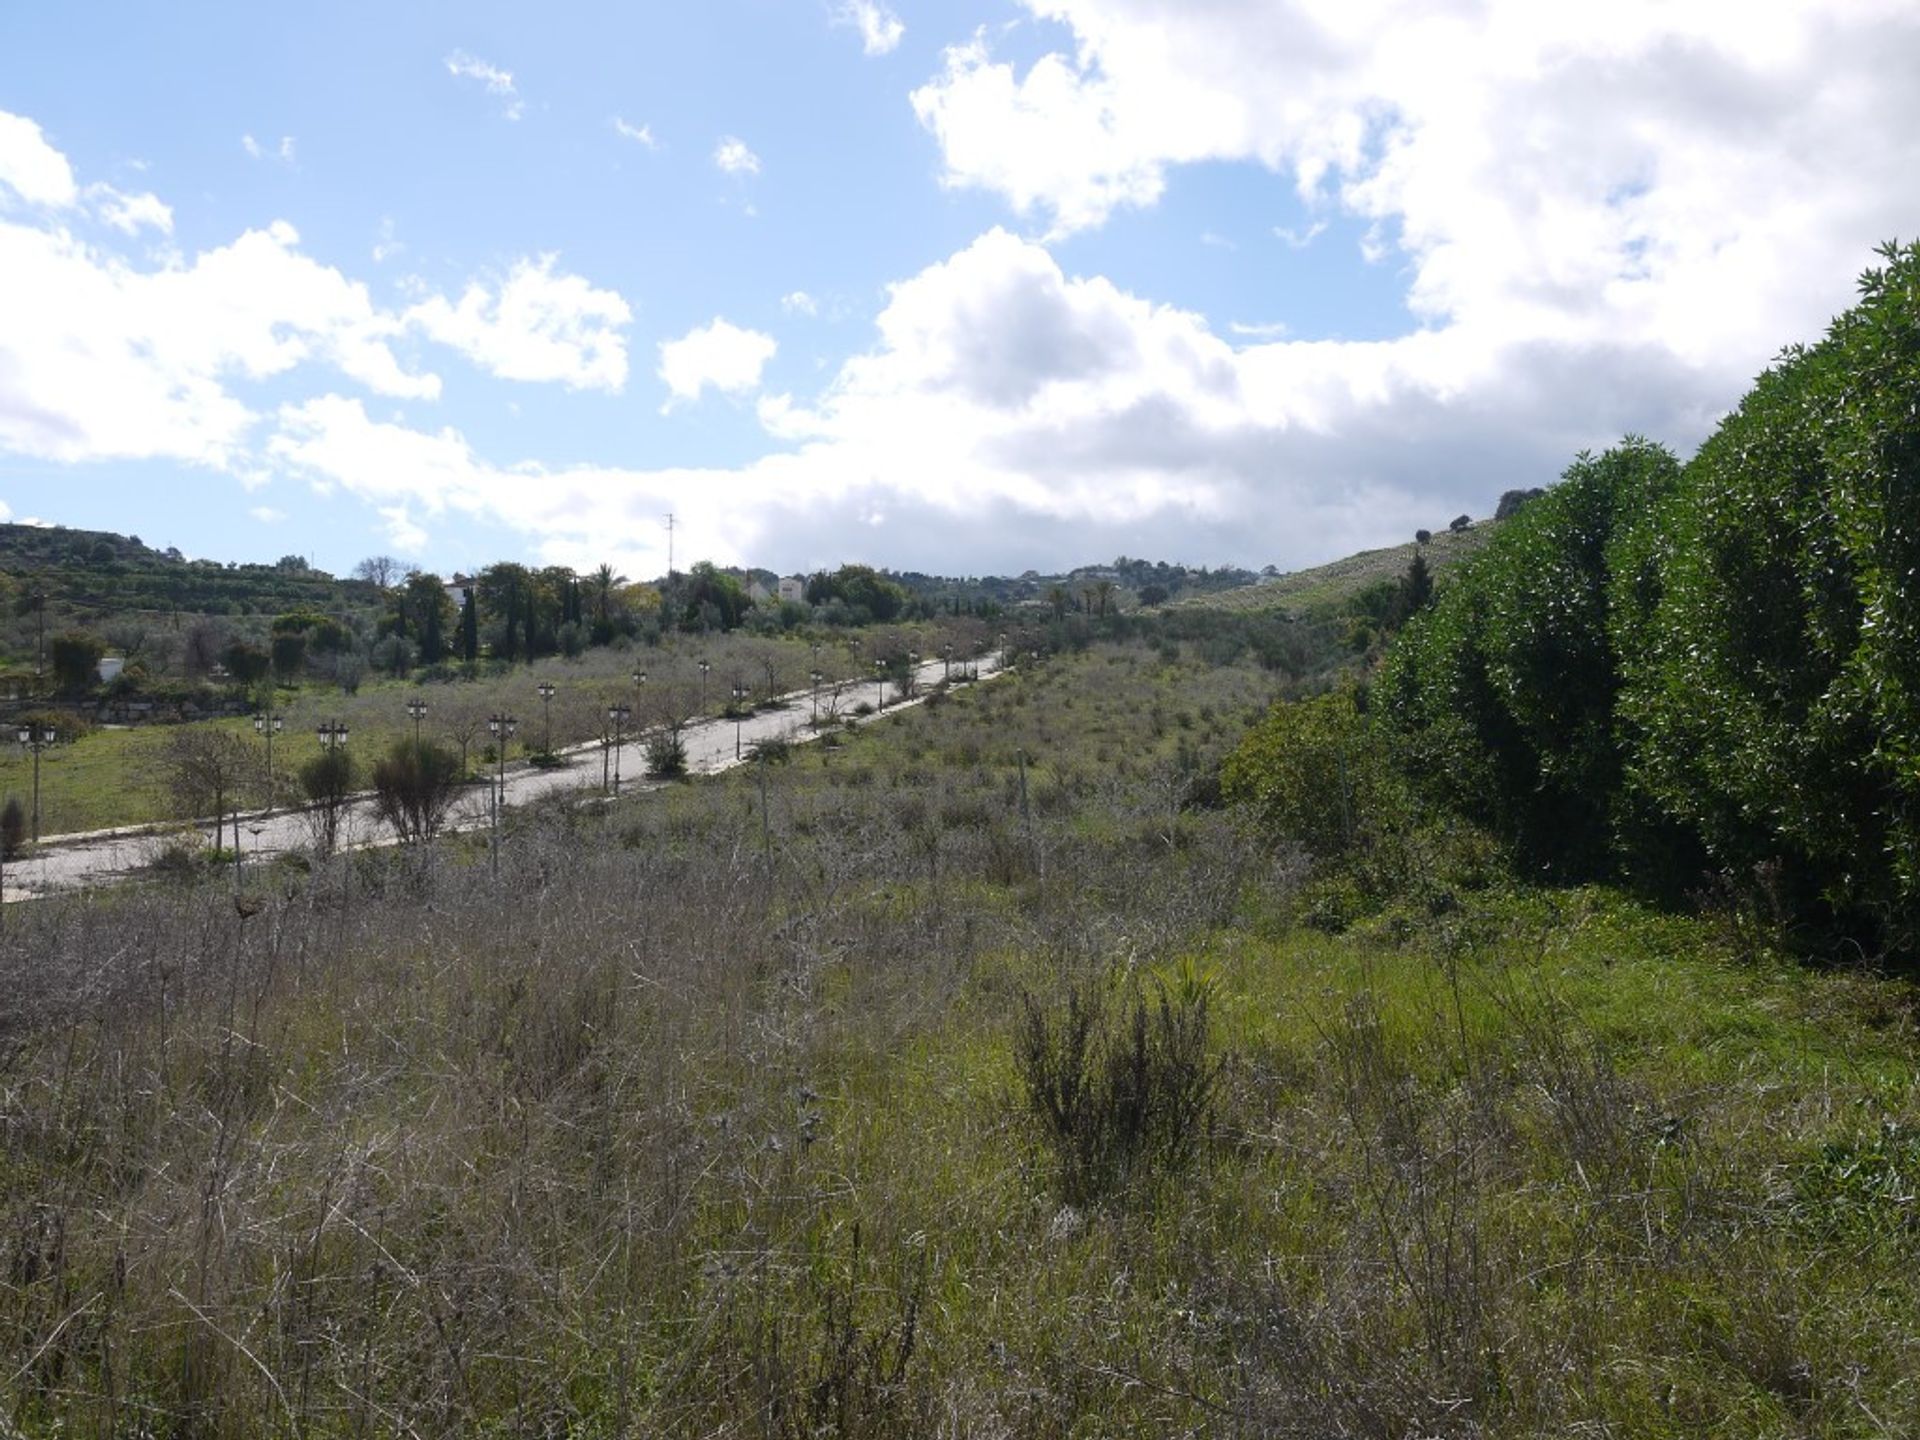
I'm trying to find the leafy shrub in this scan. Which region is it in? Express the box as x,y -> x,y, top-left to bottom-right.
0,797 -> 24,859
1624,242 -> 1920,944
1377,438 -> 1681,878
645,727 -> 688,780
371,739 -> 461,843
1015,963 -> 1221,1203
1221,688 -> 1399,866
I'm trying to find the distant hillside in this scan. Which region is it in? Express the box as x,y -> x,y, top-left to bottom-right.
0,523 -> 374,622
1178,522 -> 1497,617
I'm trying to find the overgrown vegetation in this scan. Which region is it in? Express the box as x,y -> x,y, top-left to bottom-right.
1368,241 -> 1920,958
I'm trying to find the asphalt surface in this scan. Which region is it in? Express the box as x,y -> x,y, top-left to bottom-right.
0,656 -> 1001,903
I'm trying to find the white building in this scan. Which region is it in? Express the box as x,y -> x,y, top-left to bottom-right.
778,576 -> 807,604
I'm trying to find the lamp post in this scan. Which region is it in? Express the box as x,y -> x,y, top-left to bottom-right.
252,710 -> 283,809
16,723 -> 56,844
942,643 -> 953,683
536,681 -> 556,756
487,713 -> 517,875
873,659 -> 886,711
406,697 -> 428,748
698,658 -> 711,713
908,650 -> 920,699
607,704 -> 631,795
809,668 -> 823,724
731,682 -> 748,758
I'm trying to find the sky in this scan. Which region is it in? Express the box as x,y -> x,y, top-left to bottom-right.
1,1 -> 1917,584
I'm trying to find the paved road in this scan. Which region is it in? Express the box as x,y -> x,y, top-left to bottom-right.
1,656 -> 1002,902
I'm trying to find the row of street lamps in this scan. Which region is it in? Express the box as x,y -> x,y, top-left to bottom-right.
6,645 -> 976,859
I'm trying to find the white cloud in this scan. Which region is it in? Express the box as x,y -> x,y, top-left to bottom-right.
248,505 -> 286,523
0,111 -> 78,207
834,1 -> 905,56
1229,320 -> 1289,340
445,50 -> 523,120
371,217 -> 402,264
91,186 -> 172,235
406,255 -> 633,392
379,505 -> 429,552
782,290 -> 819,316
713,137 -> 761,176
0,129 -> 441,470
241,134 -> 296,163
0,498 -> 11,521
612,117 -> 659,149
658,318 -> 777,407
1272,220 -> 1326,249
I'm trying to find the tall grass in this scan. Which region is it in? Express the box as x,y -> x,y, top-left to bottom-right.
0,642 -> 1915,1436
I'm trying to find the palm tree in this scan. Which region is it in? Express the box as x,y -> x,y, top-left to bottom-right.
586,563 -> 624,628
1095,579 -> 1115,617
1047,585 -> 1070,620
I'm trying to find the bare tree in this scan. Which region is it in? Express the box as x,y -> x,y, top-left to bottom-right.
164,729 -> 257,850
352,555 -> 410,589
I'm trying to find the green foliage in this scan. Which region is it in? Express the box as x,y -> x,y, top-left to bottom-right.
1369,243 -> 1920,953
645,726 -> 689,779
0,796 -> 23,859
807,563 -> 908,622
370,738 -> 461,843
1379,438 -> 1682,877
1221,688 -> 1398,866
221,637 -> 271,685
1625,243 -> 1920,941
48,629 -> 104,693
1014,966 -> 1220,1204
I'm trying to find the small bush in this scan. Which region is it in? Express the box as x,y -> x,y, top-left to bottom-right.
645,727 -> 688,780
1015,962 -> 1221,1203
371,739 -> 461,843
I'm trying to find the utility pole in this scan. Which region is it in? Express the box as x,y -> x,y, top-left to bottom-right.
664,512 -> 675,580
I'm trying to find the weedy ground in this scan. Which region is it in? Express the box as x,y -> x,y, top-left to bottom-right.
1,640 -> 1916,1437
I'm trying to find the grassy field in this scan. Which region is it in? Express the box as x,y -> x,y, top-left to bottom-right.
0,621 -> 997,836
2,637 -> 1916,1436
1185,521 -> 1496,616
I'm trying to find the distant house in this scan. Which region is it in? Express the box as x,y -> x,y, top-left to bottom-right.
778,576 -> 807,604
444,573 -> 474,610
97,656 -> 125,684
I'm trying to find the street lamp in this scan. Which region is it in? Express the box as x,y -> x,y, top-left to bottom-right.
698,658 -> 711,713
731,681 -> 749,758
873,658 -> 886,711
810,668 -> 823,724
252,710 -> 283,808
607,704 -> 631,795
942,643 -> 953,683
406,697 -> 428,747
998,632 -> 1009,669
908,650 -> 920,699
536,682 -> 556,755
487,713 -> 517,875
316,720 -> 350,749
14,724 -> 56,844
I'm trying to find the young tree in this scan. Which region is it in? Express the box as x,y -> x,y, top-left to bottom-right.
49,631 -> 105,693
165,729 -> 257,852
372,739 -> 462,843
297,746 -> 357,855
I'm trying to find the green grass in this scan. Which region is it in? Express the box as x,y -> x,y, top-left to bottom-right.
1182,520 -> 1496,616
3,638 -> 1917,1436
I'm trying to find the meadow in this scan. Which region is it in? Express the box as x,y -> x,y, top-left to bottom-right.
2,635 -> 1915,1437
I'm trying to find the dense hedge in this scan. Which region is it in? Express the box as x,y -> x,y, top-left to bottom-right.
1373,241 -> 1920,950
